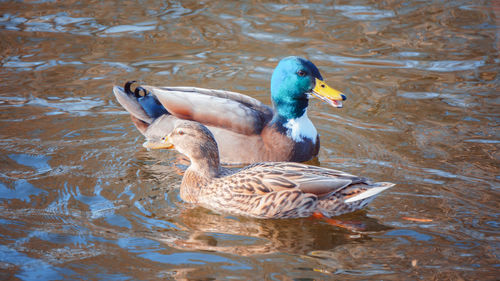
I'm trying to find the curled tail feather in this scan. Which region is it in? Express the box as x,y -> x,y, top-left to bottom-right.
344,182 -> 394,203
317,182 -> 394,218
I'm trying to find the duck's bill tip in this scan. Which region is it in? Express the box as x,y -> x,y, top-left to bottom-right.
330,100 -> 343,108
311,78 -> 347,109
310,90 -> 344,108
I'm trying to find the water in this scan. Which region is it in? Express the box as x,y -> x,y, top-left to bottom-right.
1,0 -> 499,279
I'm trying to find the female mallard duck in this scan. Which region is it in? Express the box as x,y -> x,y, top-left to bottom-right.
152,120 -> 394,219
113,56 -> 347,165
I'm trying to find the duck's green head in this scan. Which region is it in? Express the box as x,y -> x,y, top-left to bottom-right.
270,56 -> 346,119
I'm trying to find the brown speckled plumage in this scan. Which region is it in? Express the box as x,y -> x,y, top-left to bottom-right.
161,120 -> 394,219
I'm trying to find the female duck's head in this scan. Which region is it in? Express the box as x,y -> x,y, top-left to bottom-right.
144,120 -> 220,174
270,56 -> 346,120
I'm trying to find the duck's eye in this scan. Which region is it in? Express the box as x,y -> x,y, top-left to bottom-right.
177,130 -> 184,136
297,70 -> 306,77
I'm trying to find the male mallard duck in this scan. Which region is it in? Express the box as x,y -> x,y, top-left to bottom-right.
113,56 -> 347,165
150,120 -> 394,219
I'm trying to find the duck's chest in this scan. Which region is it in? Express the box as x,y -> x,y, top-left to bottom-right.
262,115 -> 320,162
282,113 -> 318,144
180,172 -> 209,203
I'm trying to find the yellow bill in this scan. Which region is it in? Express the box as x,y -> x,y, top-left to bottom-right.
310,78 -> 346,108
143,136 -> 174,149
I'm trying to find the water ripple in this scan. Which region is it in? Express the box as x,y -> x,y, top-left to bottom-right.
0,245 -> 67,280
102,22 -> 157,35
313,53 -> 486,72
315,111 -> 399,132
8,154 -> 51,173
26,97 -> 106,116
139,251 -> 239,266
0,180 -> 47,203
333,5 -> 396,20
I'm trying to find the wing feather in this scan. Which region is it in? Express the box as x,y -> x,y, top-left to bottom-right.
143,86 -> 273,135
232,163 -> 370,197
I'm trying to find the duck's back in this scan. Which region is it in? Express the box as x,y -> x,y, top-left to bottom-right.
195,162 -> 392,219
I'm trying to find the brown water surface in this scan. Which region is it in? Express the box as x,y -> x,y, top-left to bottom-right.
1,0 -> 499,280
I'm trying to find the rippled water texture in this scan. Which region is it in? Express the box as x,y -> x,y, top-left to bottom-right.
1,0 -> 499,280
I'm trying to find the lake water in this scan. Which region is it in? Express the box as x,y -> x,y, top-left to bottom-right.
0,0 -> 499,280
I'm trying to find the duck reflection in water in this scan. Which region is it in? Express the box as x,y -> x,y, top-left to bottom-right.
146,206 -> 391,256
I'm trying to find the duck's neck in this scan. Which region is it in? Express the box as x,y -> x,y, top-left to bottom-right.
180,151 -> 220,204
189,159 -> 220,178
273,98 -> 308,120
188,146 -> 220,178
273,109 -> 318,143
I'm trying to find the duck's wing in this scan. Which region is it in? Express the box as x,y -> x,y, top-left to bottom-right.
233,162 -> 371,198
142,86 -> 274,135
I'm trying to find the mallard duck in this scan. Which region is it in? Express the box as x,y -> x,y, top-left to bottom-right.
113,56 -> 347,165
150,120 -> 394,219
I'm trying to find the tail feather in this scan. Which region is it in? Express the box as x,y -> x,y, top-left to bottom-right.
344,182 -> 394,203
113,85 -> 153,124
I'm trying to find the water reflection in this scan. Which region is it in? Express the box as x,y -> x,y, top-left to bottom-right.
0,179 -> 47,202
156,207 -> 390,256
